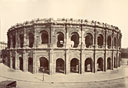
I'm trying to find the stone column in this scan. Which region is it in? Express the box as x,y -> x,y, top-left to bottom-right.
52,52 -> 56,74
66,26 -> 71,48
119,53 -> 121,67
65,25 -> 70,74
23,28 -> 27,48
33,51 -> 37,73
65,50 -> 70,74
111,51 -> 114,70
10,35 -> 13,48
80,25 -> 83,74
10,52 -> 12,69
104,28 -> 107,72
79,53 -> 81,74
116,53 -> 119,67
17,32 -> 20,48
93,27 -> 96,73
7,34 -> 10,48
15,51 -> 19,70
111,30 -> 114,70
33,28 -> 37,48
81,52 -> 84,73
23,51 -> 28,72
15,30 -> 18,48
15,32 -> 17,48
104,52 -> 106,71
49,50 -> 54,75
79,32 -> 82,74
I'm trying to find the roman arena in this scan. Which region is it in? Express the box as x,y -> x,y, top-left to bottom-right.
6,18 -> 122,74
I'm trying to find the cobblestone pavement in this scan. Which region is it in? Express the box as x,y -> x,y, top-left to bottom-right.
0,63 -> 128,88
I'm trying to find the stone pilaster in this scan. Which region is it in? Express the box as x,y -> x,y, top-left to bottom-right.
65,50 -> 70,74
49,50 -> 54,75
33,52 -> 37,73
79,54 -> 81,74
80,25 -> 83,74
93,26 -> 96,73
17,32 -> 20,48
23,28 -> 27,48
33,28 -> 37,48
15,51 -> 19,70
15,31 -> 17,48
23,51 -> 28,72
104,28 -> 107,72
111,30 -> 114,70
10,35 -> 13,48
10,52 -> 12,69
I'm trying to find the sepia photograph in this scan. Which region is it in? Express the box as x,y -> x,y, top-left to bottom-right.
0,0 -> 128,88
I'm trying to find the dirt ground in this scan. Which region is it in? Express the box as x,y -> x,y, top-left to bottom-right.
0,63 -> 128,88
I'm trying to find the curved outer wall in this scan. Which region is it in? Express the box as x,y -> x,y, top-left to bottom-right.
7,18 -> 122,74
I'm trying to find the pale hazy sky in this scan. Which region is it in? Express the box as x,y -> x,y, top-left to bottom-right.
0,0 -> 128,48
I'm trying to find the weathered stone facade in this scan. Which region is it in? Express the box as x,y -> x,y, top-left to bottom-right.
7,18 -> 122,74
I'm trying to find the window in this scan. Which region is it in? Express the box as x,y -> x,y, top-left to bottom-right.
70,58 -> 79,73
56,58 -> 64,73
97,58 -> 103,71
8,35 -> 10,48
12,35 -> 16,48
39,57 -> 49,74
57,32 -> 64,47
114,37 -> 116,47
19,34 -> 24,48
107,57 -> 111,70
28,57 -> 33,73
107,36 -> 111,48
85,33 -> 93,48
85,58 -> 92,72
97,34 -> 103,48
29,33 -> 34,48
71,32 -> 79,48
41,31 -> 48,44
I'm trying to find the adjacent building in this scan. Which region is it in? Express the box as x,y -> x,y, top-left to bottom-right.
0,42 -> 7,51
0,42 -> 7,62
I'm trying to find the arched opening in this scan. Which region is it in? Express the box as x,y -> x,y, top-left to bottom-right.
114,37 -> 116,48
39,57 -> 49,73
28,57 -> 33,73
117,38 -> 119,47
119,54 -> 121,67
19,57 -> 23,71
85,58 -> 92,72
8,57 -> 10,67
12,35 -> 16,48
19,34 -> 24,48
119,37 -> 121,48
107,57 -> 111,70
97,34 -> 103,48
12,57 -> 15,69
114,57 -> 116,68
85,33 -> 93,48
97,58 -> 103,71
41,31 -> 48,44
29,33 -> 34,48
107,36 -> 111,48
57,32 -> 64,47
8,35 -> 10,48
56,58 -> 64,73
71,32 -> 79,48
70,58 -> 79,73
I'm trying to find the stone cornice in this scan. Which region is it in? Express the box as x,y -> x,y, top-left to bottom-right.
8,18 -> 121,33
